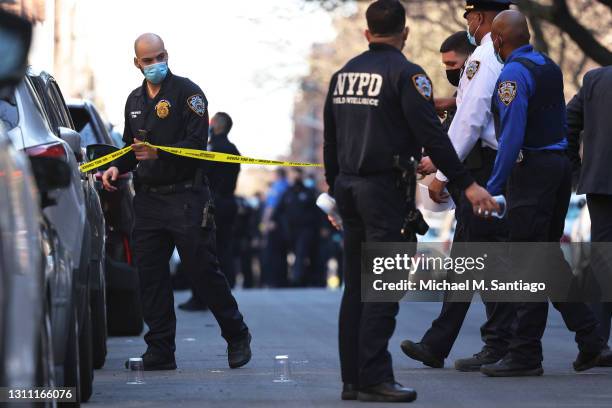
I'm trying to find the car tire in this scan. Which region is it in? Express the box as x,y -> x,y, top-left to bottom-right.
61,304 -> 81,408
78,300 -> 94,402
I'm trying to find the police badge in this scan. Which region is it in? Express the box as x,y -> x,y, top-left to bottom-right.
498,81 -> 517,106
187,94 -> 206,117
465,60 -> 480,80
155,99 -> 171,119
412,74 -> 433,100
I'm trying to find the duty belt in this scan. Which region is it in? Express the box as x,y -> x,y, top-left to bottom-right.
137,180 -> 197,194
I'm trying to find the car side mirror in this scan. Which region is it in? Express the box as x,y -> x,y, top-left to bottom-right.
59,126 -> 83,162
29,156 -> 72,207
0,10 -> 32,87
86,143 -> 119,172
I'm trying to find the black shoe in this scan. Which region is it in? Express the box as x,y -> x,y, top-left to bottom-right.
573,350 -> 601,372
454,348 -> 505,372
341,383 -> 359,401
228,333 -> 252,369
598,349 -> 612,367
178,297 -> 209,311
124,352 -> 177,371
480,358 -> 543,377
358,381 -> 417,403
400,340 -> 444,368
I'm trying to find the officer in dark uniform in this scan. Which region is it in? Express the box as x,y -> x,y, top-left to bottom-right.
479,10 -> 604,377
567,66 -> 612,367
323,0 -> 498,401
179,112 -> 242,311
274,168 -> 319,286
102,33 -> 251,370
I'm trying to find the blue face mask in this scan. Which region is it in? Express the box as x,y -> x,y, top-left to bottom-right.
142,61 -> 168,84
493,38 -> 505,64
466,21 -> 481,46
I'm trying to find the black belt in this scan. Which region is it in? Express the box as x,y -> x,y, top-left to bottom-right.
137,180 -> 197,194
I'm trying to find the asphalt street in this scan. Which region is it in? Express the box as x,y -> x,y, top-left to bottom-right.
90,289 -> 612,407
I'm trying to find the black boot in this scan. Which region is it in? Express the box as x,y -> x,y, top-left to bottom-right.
573,350 -> 601,372
480,358 -> 543,377
228,332 -> 252,369
454,348 -> 505,372
598,348 -> 612,367
341,383 -> 359,401
400,340 -> 444,368
178,297 -> 209,311
124,351 -> 177,371
358,381 -> 417,403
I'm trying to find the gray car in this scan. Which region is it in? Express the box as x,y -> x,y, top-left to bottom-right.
0,8 -> 73,407
2,72 -> 102,402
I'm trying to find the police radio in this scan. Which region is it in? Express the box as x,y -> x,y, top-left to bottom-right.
393,155 -> 429,240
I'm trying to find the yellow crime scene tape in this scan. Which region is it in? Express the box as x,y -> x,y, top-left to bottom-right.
79,142 -> 322,173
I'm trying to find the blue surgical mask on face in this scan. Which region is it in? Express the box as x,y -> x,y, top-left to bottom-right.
466,20 -> 481,46
493,38 -> 505,64
142,61 -> 168,84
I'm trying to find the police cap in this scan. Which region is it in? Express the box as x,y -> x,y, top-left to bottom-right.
464,0 -> 513,18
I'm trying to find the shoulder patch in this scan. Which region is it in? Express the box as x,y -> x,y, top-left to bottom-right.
411,74 -> 433,100
187,94 -> 206,117
498,81 -> 517,106
465,60 -> 480,80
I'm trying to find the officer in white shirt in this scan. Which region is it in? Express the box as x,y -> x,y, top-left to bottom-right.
400,0 -> 515,374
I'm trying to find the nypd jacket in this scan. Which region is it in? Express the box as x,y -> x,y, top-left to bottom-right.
114,70 -> 209,186
323,43 -> 474,195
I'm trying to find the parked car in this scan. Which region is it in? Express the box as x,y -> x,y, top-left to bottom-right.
4,71 -> 104,402
0,8 -> 72,405
68,99 -> 142,337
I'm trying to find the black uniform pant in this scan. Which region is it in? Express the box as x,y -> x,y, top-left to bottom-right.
133,186 -> 248,356
587,194 -> 612,347
335,173 -> 405,388
214,195 -> 238,288
288,226 -> 317,286
505,151 -> 602,364
421,147 -> 514,358
262,227 -> 288,287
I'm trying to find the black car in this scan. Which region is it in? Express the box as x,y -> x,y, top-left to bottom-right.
68,99 -> 143,336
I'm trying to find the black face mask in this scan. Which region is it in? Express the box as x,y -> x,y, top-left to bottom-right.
446,68 -> 462,87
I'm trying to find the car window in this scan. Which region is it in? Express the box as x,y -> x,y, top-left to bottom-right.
50,82 -> 74,129
0,89 -> 18,131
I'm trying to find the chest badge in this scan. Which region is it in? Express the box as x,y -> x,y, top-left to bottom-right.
155,99 -> 171,119
498,81 -> 517,106
465,60 -> 480,80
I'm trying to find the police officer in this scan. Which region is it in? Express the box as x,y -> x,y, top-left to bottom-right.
179,112 -> 242,309
567,66 -> 612,367
102,33 -> 252,370
479,10 -> 604,377
417,30 -> 476,177
274,168 -> 319,286
323,0 -> 498,401
402,0 -> 514,373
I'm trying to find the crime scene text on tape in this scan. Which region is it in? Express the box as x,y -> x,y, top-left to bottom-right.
79,142 -> 321,173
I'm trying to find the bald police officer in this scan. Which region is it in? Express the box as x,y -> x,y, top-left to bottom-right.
480,10 -> 604,377
102,33 -> 251,371
323,0 -> 498,402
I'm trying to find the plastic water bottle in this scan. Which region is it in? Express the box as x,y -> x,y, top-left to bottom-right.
316,193 -> 343,230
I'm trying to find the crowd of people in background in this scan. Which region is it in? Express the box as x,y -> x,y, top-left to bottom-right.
173,167 -> 343,292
